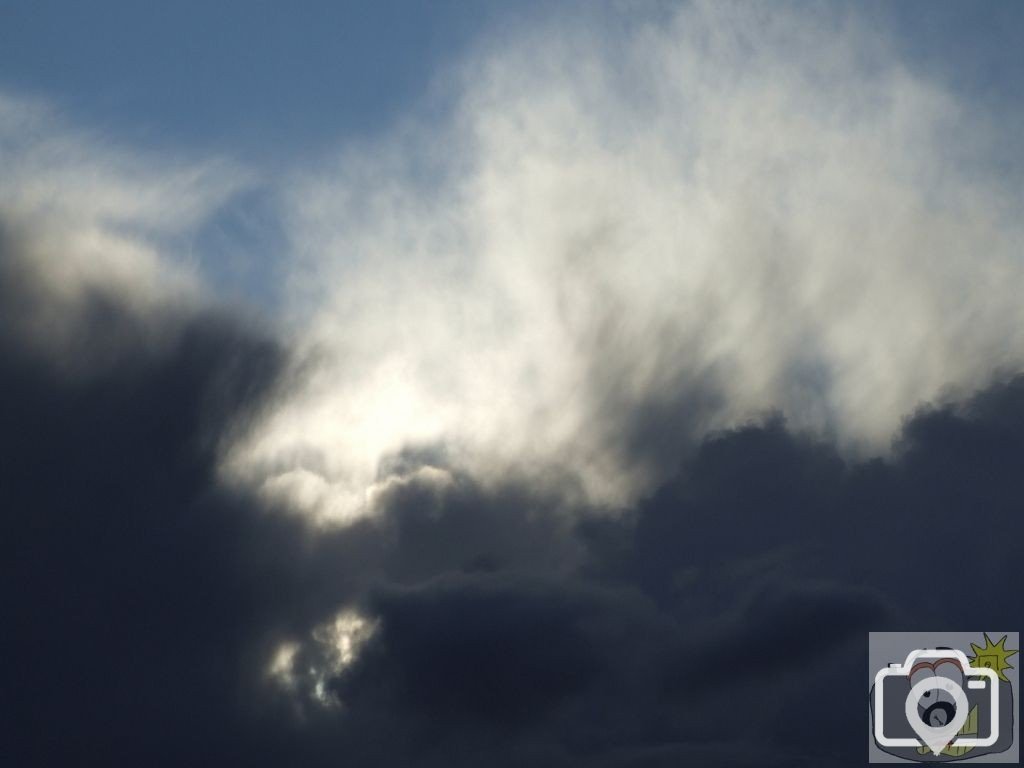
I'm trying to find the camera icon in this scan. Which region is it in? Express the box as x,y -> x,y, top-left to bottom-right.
874,649 -> 1000,756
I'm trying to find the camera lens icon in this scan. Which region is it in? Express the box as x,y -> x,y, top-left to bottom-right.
911,659 -> 967,728
905,674 -> 970,755
874,649 -> 1001,756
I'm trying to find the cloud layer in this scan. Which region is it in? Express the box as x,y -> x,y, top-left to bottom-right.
3,3 -> 1023,766
3,237 -> 1022,766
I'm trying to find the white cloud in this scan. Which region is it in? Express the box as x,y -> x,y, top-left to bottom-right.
267,610 -> 377,710
0,91 -> 250,371
6,7 -> 1020,527
226,2 -> 1024,525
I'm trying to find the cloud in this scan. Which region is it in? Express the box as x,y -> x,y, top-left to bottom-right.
4,220 -> 1024,764
0,239 -> 290,764
309,378 -> 1021,767
0,90 -> 250,370
225,1 -> 1024,525
3,3 -> 1023,766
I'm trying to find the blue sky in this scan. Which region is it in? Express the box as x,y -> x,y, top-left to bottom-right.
2,2 -> 1022,157
1,1 -> 547,159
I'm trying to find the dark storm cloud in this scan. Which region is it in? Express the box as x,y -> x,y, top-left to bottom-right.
283,378 -> 1022,767
1,242 -> 295,764
2,232 -> 1022,767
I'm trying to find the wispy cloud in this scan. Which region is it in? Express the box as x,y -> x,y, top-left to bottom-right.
0,90 -> 250,368
228,2 -> 1024,524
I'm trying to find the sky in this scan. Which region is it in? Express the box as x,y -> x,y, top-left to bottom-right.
2,2 -> 1023,766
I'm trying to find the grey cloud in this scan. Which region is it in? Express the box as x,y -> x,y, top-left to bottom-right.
3,228 -> 1022,766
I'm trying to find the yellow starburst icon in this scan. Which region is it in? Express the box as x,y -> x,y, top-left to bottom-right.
968,633 -> 1018,683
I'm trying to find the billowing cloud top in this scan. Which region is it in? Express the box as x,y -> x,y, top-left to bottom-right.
2,4 -> 1022,767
